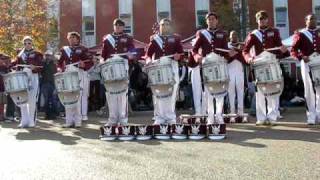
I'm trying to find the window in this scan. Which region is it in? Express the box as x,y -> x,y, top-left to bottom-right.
119,0 -> 133,35
156,0 -> 171,21
195,0 -> 209,29
82,0 -> 96,47
196,10 -> 208,29
315,6 -> 320,25
275,7 -> 287,27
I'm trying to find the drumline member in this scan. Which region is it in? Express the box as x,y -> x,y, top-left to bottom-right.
291,14 -> 320,125
101,18 -> 135,126
145,18 -> 183,125
0,53 -> 11,121
58,32 -> 93,128
11,36 -> 43,128
242,10 -> 289,125
190,12 -> 237,124
227,31 -> 246,123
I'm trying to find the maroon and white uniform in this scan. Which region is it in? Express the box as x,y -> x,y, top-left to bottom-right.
191,28 -> 230,124
243,27 -> 289,123
12,49 -> 43,127
146,33 -> 183,124
291,28 -> 320,124
58,45 -> 93,126
102,32 -> 135,125
227,42 -> 246,117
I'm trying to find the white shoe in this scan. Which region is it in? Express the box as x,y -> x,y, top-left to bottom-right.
82,116 -> 88,121
256,120 -> 265,126
230,117 -> 236,123
278,115 -> 284,119
307,121 -> 316,125
74,123 -> 82,128
62,124 -> 74,128
269,120 -> 277,126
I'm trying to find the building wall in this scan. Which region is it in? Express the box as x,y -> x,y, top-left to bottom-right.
59,0 -> 315,47
59,0 -> 82,46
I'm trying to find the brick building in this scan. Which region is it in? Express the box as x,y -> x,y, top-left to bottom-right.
56,0 -> 320,48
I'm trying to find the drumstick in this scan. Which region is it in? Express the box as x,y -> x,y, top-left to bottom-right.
14,64 -> 43,68
265,46 -> 291,51
111,52 -> 137,57
67,59 -> 92,66
215,48 -> 231,53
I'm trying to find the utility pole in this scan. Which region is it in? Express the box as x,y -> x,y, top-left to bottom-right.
240,0 -> 247,41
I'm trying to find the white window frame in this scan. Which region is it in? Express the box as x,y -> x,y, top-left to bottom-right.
156,0 -> 171,22
119,0 -> 133,35
195,0 -> 209,29
313,0 -> 320,26
82,0 -> 96,47
273,0 -> 289,39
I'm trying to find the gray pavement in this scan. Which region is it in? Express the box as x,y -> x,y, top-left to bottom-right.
0,107 -> 320,180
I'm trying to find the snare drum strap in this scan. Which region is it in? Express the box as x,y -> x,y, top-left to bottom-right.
251,30 -> 263,43
104,34 -> 116,48
63,46 -> 72,59
200,30 -> 212,45
153,34 -> 163,50
18,48 -> 27,62
300,29 -> 313,44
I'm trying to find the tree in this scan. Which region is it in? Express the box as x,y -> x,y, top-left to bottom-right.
0,0 -> 54,58
210,0 -> 241,36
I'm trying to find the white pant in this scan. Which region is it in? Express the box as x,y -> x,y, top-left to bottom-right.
191,66 -> 207,115
19,73 -> 39,127
301,61 -> 319,123
105,82 -> 128,125
63,66 -> 86,126
206,87 -> 225,124
153,61 -> 179,125
65,103 -> 81,126
79,71 -> 89,118
256,90 -> 278,122
227,60 -> 244,115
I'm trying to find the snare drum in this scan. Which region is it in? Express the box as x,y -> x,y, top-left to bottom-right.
202,52 -> 229,97
3,71 -> 29,93
308,52 -> 320,87
253,51 -> 283,96
54,71 -> 80,107
145,57 -> 175,87
3,71 -> 29,105
100,55 -> 128,83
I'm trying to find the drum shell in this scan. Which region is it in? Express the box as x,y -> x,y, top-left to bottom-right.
100,56 -> 128,83
54,71 -> 80,93
145,61 -> 175,87
253,52 -> 283,96
3,71 -> 29,93
202,53 -> 229,96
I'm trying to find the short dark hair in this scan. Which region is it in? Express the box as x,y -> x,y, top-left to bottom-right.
67,31 -> 81,39
205,12 -> 218,19
256,10 -> 268,20
113,18 -> 125,26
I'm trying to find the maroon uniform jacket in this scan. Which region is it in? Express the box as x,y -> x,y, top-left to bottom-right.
291,28 -> 320,60
145,34 -> 184,60
242,27 -> 289,63
12,49 -> 43,73
58,44 -> 93,72
101,32 -> 135,60
0,53 -> 11,92
189,28 -> 230,67
228,42 -> 245,64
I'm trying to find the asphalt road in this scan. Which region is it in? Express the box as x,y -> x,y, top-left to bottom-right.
0,107 -> 319,180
